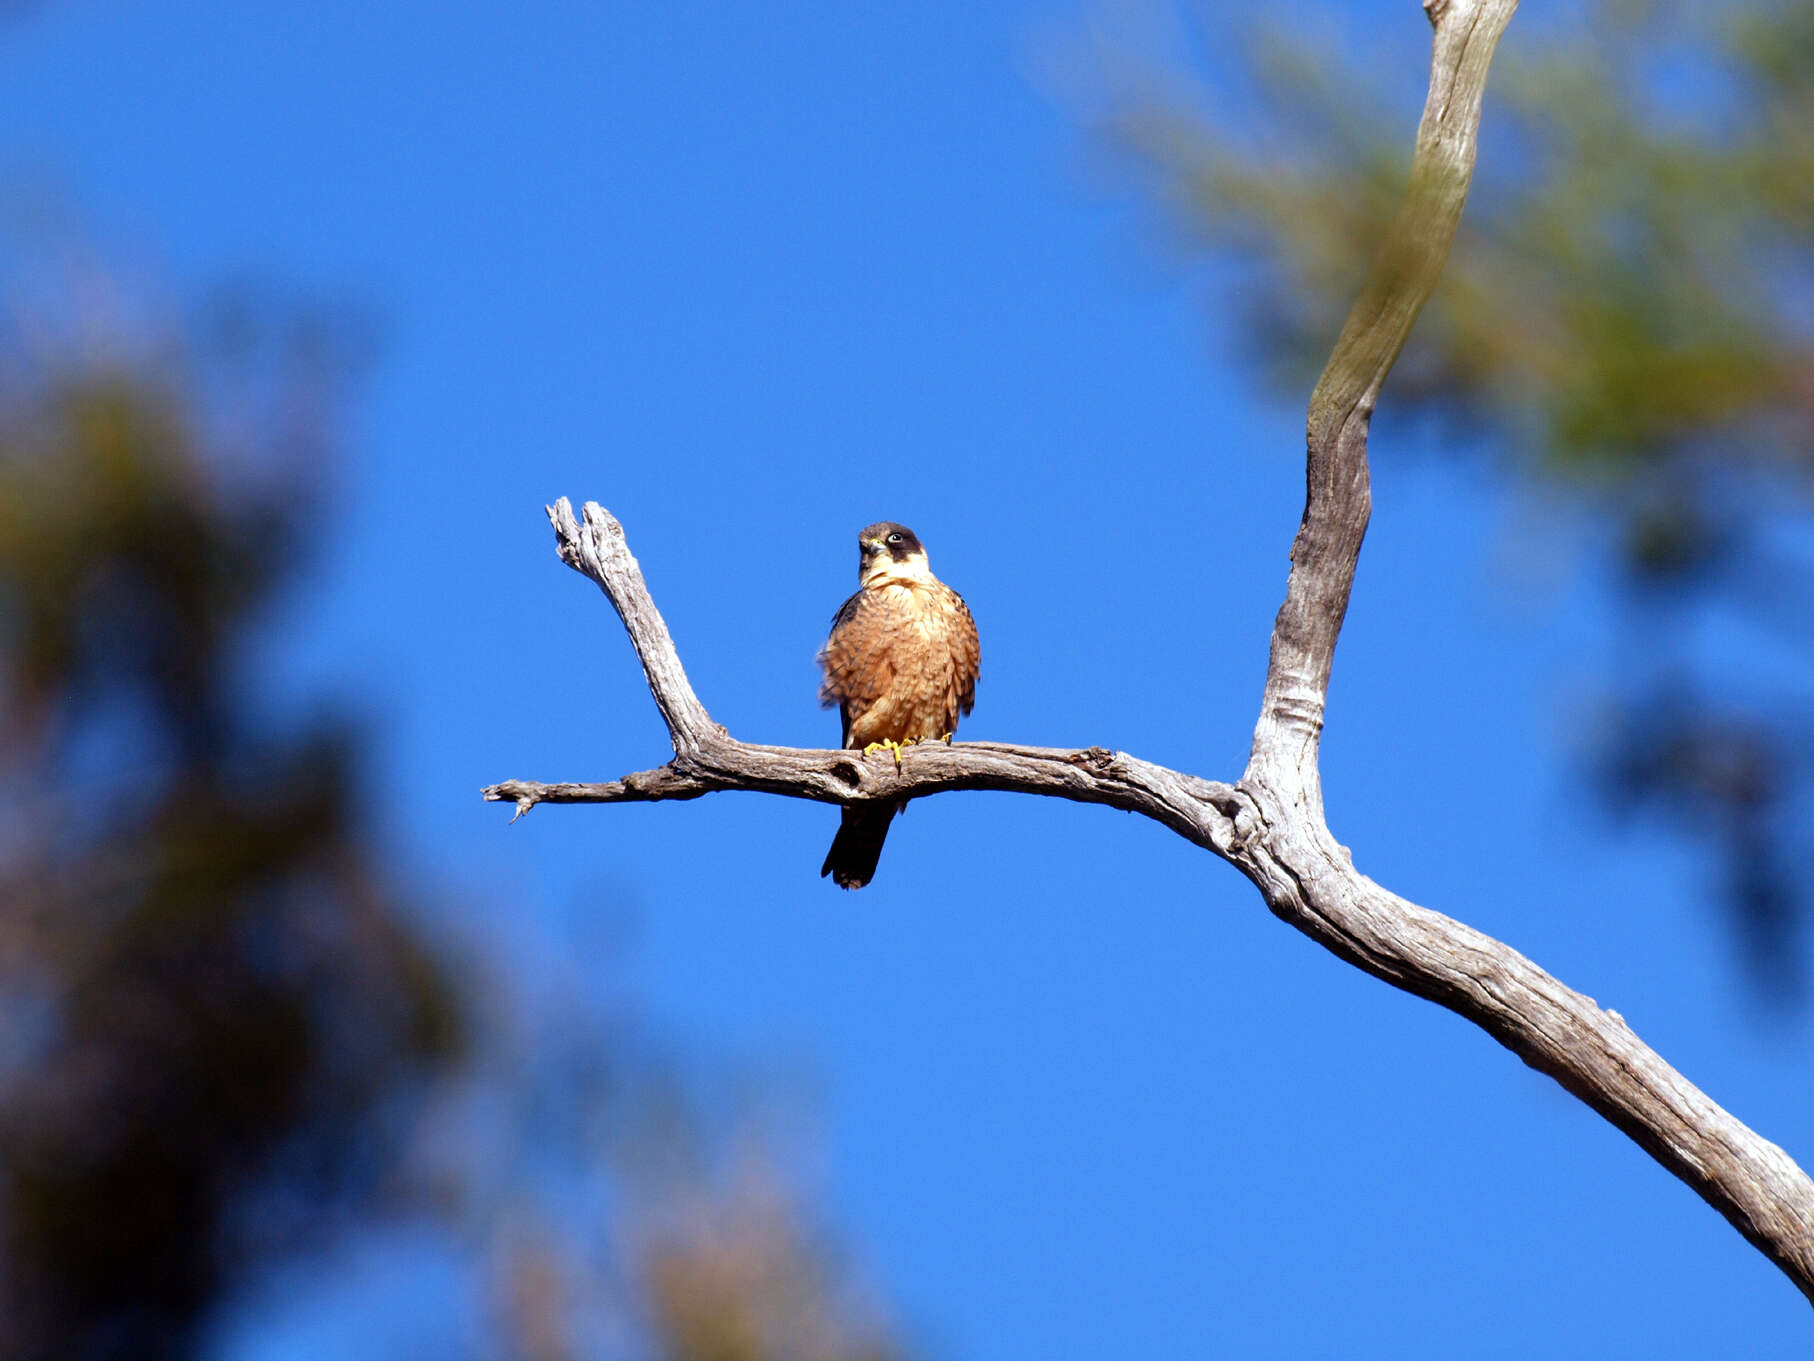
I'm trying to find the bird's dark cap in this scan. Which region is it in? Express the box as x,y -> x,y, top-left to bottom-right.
857,522 -> 924,561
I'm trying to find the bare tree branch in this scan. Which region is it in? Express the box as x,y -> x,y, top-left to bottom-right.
484,0 -> 1814,1310
488,503 -> 1239,843
1250,0 -> 1518,810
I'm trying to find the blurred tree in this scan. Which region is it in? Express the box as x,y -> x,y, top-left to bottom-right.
1083,0 -> 1814,1001
0,235 -> 908,1360
403,922 -> 905,1361
477,1056 -> 906,1361
0,259 -> 464,1359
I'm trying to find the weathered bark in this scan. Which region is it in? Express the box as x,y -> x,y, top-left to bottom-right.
484,0 -> 1814,1310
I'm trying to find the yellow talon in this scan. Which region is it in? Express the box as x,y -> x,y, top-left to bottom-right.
862,738 -> 907,769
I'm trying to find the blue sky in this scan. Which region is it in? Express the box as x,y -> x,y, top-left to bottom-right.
5,1 -> 1812,1356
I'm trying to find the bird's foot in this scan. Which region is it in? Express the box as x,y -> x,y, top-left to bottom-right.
862,738 -> 908,769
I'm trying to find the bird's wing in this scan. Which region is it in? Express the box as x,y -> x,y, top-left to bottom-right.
948,588 -> 980,720
818,588 -> 898,734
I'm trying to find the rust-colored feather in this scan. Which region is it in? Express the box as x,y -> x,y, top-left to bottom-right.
819,582 -> 977,749
817,566 -> 979,887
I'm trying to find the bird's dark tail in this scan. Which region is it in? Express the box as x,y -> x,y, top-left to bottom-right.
821,800 -> 902,890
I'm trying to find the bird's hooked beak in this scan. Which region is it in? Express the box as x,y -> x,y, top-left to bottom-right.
862,538 -> 886,558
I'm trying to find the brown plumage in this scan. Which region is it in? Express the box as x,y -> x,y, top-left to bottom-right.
817,522 -> 979,889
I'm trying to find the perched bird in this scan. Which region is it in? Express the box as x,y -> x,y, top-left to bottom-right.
817,522 -> 980,889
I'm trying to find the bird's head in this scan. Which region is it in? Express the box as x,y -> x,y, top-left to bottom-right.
856,522 -> 932,585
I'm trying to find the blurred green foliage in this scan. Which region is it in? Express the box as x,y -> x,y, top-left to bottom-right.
0,296 -> 464,1358
1087,0 -> 1814,1000
0,241 -> 908,1357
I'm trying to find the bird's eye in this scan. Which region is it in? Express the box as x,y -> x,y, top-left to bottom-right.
887,532 -> 903,544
